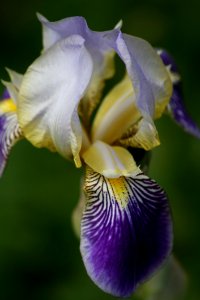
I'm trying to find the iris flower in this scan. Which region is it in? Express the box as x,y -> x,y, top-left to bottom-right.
1,15 -> 199,297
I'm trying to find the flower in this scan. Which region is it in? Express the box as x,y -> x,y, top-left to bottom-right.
0,15 -> 199,297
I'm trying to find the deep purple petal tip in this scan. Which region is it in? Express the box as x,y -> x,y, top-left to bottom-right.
158,49 -> 200,138
1,89 -> 10,101
158,49 -> 178,73
169,83 -> 200,138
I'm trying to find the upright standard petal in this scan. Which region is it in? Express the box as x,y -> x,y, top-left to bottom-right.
18,35 -> 93,166
2,69 -> 23,104
80,168 -> 173,297
38,14 -> 117,122
158,49 -> 200,138
0,91 -> 21,176
114,33 -> 172,118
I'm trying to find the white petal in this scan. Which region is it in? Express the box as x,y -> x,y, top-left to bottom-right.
6,68 -> 23,90
37,13 -> 61,51
1,81 -> 19,104
18,35 -> 93,163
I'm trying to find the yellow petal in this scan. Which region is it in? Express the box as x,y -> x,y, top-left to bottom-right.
91,75 -> 141,144
0,98 -> 16,114
82,140 -> 140,178
119,118 -> 160,150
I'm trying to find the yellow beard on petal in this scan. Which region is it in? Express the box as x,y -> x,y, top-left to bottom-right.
107,177 -> 129,209
0,98 -> 16,113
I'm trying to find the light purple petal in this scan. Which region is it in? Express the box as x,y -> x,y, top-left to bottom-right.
37,13 -> 119,73
158,49 -> 200,138
114,33 -> 172,118
37,14 -> 119,54
38,15 -> 172,122
80,168 -> 173,297
37,14 -> 119,121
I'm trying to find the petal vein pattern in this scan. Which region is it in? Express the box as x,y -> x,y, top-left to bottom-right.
0,97 -> 22,176
18,35 -> 93,162
80,168 -> 173,297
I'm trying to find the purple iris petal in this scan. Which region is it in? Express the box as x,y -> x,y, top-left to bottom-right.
80,169 -> 173,297
169,83 -> 200,138
1,89 -> 10,101
0,112 -> 21,176
38,14 -> 119,68
158,49 -> 200,138
158,49 -> 178,73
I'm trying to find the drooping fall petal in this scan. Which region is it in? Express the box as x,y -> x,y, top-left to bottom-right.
80,168 -> 173,297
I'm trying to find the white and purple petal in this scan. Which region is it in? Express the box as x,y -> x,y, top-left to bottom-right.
0,91 -> 21,176
38,14 -> 172,123
158,49 -> 200,138
38,14 -> 117,121
80,168 -> 173,297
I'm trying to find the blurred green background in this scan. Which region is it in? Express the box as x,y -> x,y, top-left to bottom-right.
0,0 -> 200,299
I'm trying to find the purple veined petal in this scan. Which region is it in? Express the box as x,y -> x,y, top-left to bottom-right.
0,91 -> 22,176
157,49 -> 200,138
80,168 -> 173,297
0,111 -> 22,176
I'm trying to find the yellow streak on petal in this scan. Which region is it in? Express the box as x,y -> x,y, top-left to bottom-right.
119,118 -> 160,151
154,65 -> 173,119
82,140 -> 140,178
0,98 -> 16,113
107,177 -> 129,208
91,75 -> 141,144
